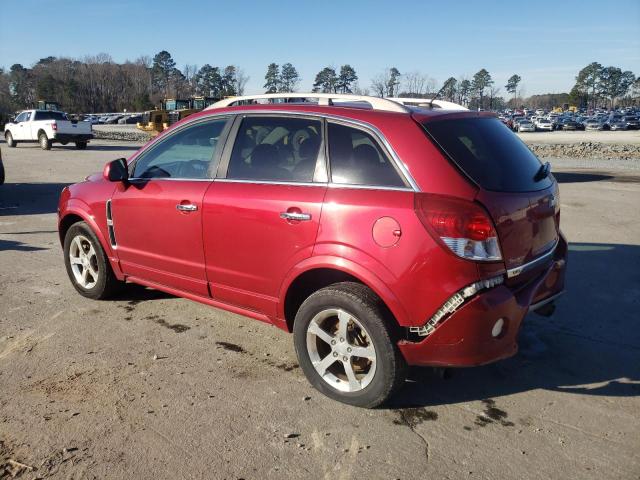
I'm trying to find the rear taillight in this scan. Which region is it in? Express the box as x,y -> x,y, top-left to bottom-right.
51,122 -> 57,131
415,193 -> 502,262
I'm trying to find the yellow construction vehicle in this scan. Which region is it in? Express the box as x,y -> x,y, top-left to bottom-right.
136,100 -> 171,136
163,97 -> 219,130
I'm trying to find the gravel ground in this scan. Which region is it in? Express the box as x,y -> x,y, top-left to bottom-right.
0,140 -> 639,479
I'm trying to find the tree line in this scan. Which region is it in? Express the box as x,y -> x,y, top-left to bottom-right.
1,51 -> 638,120
0,50 -> 248,118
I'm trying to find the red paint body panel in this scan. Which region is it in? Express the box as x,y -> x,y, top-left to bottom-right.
57,103 -> 569,371
399,235 -> 567,367
110,180 -> 210,296
316,187 -> 480,327
202,182 -> 326,316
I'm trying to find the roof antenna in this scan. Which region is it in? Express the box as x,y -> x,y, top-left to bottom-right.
427,83 -> 448,108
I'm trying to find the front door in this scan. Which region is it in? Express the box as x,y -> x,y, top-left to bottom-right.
202,114 -> 327,316
110,116 -> 230,296
12,111 -> 31,140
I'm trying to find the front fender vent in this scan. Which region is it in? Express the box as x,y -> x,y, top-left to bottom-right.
106,200 -> 117,248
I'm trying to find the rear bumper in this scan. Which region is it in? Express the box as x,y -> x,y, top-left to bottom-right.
398,233 -> 568,367
53,133 -> 93,142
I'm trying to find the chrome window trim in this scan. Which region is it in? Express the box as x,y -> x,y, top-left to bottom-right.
214,178 -> 321,188
506,239 -> 558,278
193,108 -> 420,191
127,177 -> 213,183
212,178 -> 413,192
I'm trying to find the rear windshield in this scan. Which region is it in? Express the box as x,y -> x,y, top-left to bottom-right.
34,111 -> 67,121
422,116 -> 552,192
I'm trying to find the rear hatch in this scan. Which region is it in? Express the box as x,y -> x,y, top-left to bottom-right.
421,115 -> 559,273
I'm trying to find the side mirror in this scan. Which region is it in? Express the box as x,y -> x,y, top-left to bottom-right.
103,158 -> 129,182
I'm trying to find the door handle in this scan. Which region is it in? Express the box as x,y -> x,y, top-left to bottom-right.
280,211 -> 311,221
176,203 -> 198,212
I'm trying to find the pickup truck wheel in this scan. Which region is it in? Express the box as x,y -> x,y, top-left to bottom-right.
75,141 -> 87,150
39,132 -> 51,150
63,221 -> 123,300
5,132 -> 16,148
293,282 -> 406,408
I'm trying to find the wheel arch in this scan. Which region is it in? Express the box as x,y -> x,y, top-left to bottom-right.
278,256 -> 409,333
37,128 -> 48,139
58,204 -> 123,279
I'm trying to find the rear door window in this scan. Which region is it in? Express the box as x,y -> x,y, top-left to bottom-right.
327,122 -> 405,188
423,117 -> 552,192
227,116 -> 322,183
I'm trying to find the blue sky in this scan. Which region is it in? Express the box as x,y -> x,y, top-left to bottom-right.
1,0 -> 639,96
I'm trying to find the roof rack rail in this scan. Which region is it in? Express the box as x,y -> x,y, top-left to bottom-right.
205,93 -> 410,114
389,97 -> 468,111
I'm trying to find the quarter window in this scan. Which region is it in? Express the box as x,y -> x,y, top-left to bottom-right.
227,116 -> 322,182
327,123 -> 405,187
133,118 -> 228,179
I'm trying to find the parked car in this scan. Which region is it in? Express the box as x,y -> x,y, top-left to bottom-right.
535,119 -> 553,131
623,116 -> 639,130
558,118 -> 584,131
609,119 -> 628,131
4,110 -> 93,150
585,119 -> 609,131
57,93 -> 567,408
105,115 -> 123,124
517,119 -> 536,132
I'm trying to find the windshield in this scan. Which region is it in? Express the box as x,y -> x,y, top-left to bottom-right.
422,116 -> 552,192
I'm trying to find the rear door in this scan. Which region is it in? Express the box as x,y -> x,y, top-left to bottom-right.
202,114 -> 326,316
423,116 -> 559,272
110,116 -> 230,296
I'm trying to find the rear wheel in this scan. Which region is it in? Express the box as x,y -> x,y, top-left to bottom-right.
75,141 -> 87,150
39,132 -> 51,150
5,131 -> 16,148
63,221 -> 122,299
293,282 -> 406,408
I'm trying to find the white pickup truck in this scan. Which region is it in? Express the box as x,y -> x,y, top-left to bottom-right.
4,110 -> 93,150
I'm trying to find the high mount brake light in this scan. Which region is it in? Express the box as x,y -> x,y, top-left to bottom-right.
415,193 -> 502,262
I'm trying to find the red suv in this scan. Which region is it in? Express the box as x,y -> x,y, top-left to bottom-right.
58,94 -> 567,408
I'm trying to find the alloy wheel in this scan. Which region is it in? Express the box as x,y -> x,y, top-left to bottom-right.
306,308 -> 377,393
68,234 -> 99,289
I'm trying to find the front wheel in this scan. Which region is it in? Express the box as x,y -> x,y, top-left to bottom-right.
293,282 -> 406,408
39,132 -> 51,150
5,131 -> 16,147
63,221 -> 122,299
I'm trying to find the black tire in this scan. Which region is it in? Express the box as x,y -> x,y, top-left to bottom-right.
60,140 -> 69,146
5,131 -> 16,148
0,160 -> 4,185
75,141 -> 87,150
39,132 -> 51,150
63,221 -> 123,300
293,282 -> 406,408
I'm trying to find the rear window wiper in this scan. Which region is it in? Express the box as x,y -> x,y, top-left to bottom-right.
535,161 -> 551,181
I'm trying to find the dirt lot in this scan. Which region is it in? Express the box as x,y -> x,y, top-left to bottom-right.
1,140 -> 639,480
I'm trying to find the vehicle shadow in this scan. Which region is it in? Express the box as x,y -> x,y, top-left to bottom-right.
391,242 -> 640,409
111,283 -> 174,302
554,171 -> 640,184
0,238 -> 48,252
0,182 -> 69,216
